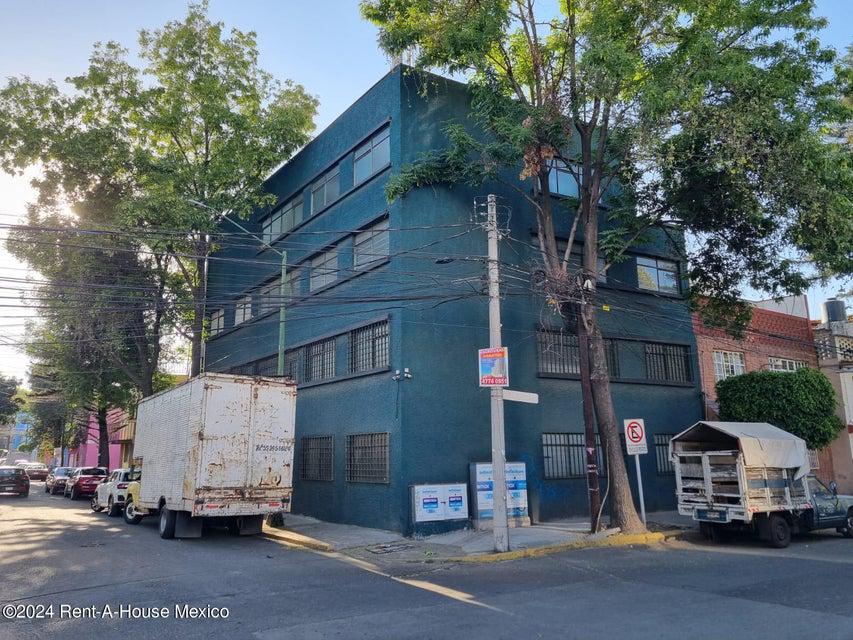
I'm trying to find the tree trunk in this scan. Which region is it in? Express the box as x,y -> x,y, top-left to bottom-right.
585,305 -> 645,533
568,301 -> 602,532
96,405 -> 110,468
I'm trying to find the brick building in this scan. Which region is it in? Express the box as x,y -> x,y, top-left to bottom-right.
692,295 -> 834,481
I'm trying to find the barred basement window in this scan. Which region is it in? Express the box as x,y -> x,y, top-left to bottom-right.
346,432 -> 389,483
300,436 -> 333,481
542,433 -> 585,479
536,329 -> 619,377
654,434 -> 674,475
644,343 -> 691,383
305,338 -> 336,382
349,320 -> 390,373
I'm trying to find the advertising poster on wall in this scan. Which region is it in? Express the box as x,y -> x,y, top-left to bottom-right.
470,461 -> 529,521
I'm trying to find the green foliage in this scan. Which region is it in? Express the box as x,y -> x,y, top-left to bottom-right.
717,368 -> 845,450
0,1 -> 318,377
363,0 -> 853,304
0,375 -> 21,425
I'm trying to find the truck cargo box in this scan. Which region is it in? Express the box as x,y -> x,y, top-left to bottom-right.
134,373 -> 296,518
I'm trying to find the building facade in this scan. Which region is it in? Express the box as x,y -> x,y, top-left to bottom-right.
693,296 -> 835,482
813,299 -> 853,493
204,67 -> 704,534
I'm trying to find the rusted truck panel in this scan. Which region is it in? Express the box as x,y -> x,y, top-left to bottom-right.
134,373 -> 296,522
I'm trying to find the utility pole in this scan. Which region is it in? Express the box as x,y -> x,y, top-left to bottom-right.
187,200 -> 288,378
486,194 -> 510,553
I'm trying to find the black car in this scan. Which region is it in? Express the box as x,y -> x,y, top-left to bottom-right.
0,466 -> 30,497
45,467 -> 75,495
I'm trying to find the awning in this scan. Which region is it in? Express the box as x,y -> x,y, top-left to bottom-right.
671,421 -> 810,479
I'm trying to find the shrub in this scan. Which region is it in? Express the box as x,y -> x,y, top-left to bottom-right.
716,368 -> 844,450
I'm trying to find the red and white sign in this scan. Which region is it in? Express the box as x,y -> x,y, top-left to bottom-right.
623,418 -> 648,455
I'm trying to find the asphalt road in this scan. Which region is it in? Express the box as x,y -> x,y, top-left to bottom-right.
1,485 -> 852,640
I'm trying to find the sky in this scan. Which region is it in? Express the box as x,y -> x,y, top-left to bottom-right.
0,0 -> 850,382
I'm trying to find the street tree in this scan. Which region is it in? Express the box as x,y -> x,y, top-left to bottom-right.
74,1 -> 318,375
0,57 -> 174,398
362,0 -> 852,532
0,375 -> 21,426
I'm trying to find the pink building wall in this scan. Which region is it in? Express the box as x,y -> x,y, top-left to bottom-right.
67,413 -> 122,470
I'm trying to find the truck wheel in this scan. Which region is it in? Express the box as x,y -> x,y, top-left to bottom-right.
91,496 -> 104,512
768,514 -> 791,548
123,499 -> 143,525
159,507 -> 176,539
107,496 -> 120,517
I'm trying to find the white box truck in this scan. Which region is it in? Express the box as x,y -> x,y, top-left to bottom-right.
127,373 -> 296,539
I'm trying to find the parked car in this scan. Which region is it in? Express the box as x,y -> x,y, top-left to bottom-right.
45,467 -> 75,495
91,468 -> 132,517
22,463 -> 48,481
64,467 -> 108,500
123,468 -> 143,525
0,466 -> 30,497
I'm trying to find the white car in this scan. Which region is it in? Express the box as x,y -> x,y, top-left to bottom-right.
90,468 -> 132,517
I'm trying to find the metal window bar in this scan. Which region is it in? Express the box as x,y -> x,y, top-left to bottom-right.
255,355 -> 279,377
808,449 -> 820,470
542,433 -> 585,479
645,343 -> 692,382
348,321 -> 390,373
306,338 -> 336,382
346,432 -> 390,483
300,436 -> 334,481
654,434 -> 675,475
284,348 -> 304,384
537,329 -> 619,377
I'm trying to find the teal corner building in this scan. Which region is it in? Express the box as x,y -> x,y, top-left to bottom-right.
205,66 -> 703,534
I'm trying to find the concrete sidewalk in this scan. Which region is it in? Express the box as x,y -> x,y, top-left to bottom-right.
263,511 -> 688,561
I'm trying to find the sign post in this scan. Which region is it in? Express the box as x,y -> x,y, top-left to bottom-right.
623,418 -> 648,525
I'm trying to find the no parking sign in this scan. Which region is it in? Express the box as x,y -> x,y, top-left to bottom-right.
624,419 -> 648,455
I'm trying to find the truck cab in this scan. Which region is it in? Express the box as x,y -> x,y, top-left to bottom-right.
804,476 -> 853,536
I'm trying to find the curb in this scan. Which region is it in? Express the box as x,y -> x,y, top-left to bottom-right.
262,525 -> 334,552
445,530 -> 683,564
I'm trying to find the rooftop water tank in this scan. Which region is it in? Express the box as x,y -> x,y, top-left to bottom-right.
824,298 -> 847,323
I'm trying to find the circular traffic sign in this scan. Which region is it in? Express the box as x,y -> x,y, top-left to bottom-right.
626,420 -> 644,444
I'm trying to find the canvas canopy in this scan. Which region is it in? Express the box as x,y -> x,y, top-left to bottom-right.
670,421 -> 810,479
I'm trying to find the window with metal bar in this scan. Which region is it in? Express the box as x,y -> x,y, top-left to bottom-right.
284,347 -> 304,383
346,432 -> 389,483
713,350 -> 745,381
255,355 -> 278,377
536,329 -> 619,377
542,433 -> 585,479
300,436 -> 334,481
644,343 -> 692,383
654,434 -> 674,475
348,320 -> 390,373
305,338 -> 336,382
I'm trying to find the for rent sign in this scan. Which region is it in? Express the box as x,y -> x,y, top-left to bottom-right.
478,347 -> 509,387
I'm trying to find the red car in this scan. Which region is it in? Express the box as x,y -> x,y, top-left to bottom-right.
0,466 -> 30,497
22,463 -> 48,481
64,467 -> 108,500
